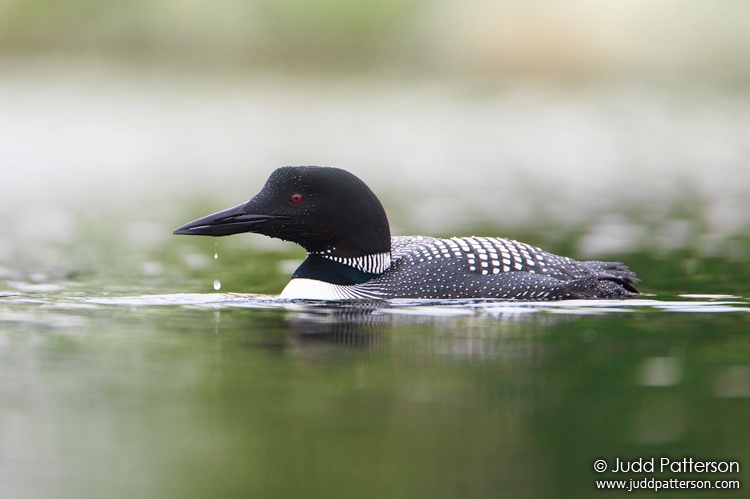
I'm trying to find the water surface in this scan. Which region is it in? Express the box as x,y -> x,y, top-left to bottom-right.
2,289 -> 748,498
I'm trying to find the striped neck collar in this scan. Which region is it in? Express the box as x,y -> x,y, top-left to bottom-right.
314,251 -> 392,275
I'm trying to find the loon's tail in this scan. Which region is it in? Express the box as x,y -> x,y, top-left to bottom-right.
582,261 -> 640,295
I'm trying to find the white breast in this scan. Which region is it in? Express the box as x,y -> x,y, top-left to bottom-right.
279,278 -> 379,300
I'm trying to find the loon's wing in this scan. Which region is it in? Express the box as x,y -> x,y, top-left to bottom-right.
363,258 -> 634,300
373,236 -> 638,300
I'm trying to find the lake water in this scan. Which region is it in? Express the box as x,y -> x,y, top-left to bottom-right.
2,59 -> 750,497
1,288 -> 749,498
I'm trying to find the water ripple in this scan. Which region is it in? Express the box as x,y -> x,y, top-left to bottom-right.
2,290 -> 748,322
47,292 -> 750,315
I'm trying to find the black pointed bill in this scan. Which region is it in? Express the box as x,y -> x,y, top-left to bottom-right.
173,203 -> 288,237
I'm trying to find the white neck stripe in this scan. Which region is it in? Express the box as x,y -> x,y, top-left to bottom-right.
315,251 -> 391,275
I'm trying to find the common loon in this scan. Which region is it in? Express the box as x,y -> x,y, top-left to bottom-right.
174,166 -> 638,300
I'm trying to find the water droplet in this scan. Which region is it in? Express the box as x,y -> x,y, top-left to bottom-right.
213,279 -> 221,291
214,252 -> 218,260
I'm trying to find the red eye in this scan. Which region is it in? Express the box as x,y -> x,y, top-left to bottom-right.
290,194 -> 303,205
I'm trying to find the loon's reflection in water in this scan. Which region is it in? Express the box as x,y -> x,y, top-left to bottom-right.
284,300 -> 392,349
276,299 -> 580,364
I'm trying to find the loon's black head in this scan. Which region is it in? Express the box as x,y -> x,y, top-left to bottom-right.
173,166 -> 391,258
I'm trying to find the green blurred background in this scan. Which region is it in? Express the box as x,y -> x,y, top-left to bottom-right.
2,0 -> 750,293
1,1 -> 749,287
3,0 -> 750,75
